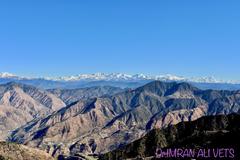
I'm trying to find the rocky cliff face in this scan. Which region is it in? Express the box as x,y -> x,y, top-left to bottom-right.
0,82 -> 66,140
9,81 -> 240,157
101,113 -> 240,160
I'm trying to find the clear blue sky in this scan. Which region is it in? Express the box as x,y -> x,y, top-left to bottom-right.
0,1 -> 239,80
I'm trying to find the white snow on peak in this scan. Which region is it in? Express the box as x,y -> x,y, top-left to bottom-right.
53,73 -> 145,81
0,72 -> 239,84
50,73 -> 240,84
155,74 -> 186,81
0,72 -> 17,78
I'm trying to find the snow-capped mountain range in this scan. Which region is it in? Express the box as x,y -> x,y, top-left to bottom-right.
0,72 -> 239,84
0,72 -> 18,78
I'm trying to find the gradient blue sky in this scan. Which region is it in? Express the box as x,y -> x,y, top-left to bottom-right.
0,0 -> 239,80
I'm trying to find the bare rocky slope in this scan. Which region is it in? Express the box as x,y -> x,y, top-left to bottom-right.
9,81 -> 240,158
0,82 -> 66,140
0,82 -> 124,141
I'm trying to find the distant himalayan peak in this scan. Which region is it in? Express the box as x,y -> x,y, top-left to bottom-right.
39,73 -> 234,84
0,72 -> 18,78
0,72 -> 239,84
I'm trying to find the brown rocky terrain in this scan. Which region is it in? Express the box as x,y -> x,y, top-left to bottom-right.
9,81 -> 240,158
0,141 -> 54,160
0,83 -> 123,142
0,82 -> 66,140
48,86 -> 124,105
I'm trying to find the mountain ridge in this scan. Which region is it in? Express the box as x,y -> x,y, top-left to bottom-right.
0,82 -> 66,140
100,113 -> 240,160
1,72 -> 240,84
9,81 -> 240,157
